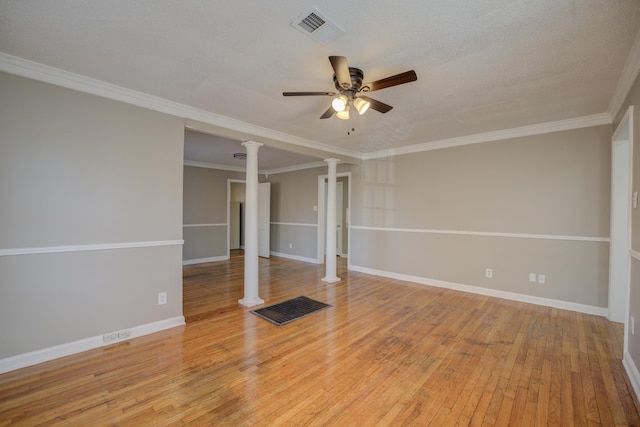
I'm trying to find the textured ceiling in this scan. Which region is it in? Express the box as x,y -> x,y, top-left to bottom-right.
1,1 -> 640,170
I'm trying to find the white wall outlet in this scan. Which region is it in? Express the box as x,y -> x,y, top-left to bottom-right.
485,268 -> 493,278
158,291 -> 167,305
289,243 -> 293,249
313,205 -> 318,211
102,332 -> 118,343
529,273 -> 537,283
632,316 -> 635,335
103,329 -> 132,343
538,274 -> 546,284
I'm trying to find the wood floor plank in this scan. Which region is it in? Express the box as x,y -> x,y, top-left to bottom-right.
1,255 -> 639,425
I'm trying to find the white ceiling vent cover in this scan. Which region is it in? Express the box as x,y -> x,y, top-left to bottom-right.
291,8 -> 345,45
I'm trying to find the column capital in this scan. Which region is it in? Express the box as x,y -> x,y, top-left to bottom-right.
324,158 -> 341,165
242,140 -> 263,150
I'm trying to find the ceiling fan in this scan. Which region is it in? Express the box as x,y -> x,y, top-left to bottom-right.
283,56 -> 417,120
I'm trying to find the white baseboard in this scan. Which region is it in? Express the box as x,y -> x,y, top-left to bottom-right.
0,316 -> 185,374
623,353 -> 640,403
348,264 -> 608,317
270,251 -> 322,264
182,256 -> 228,265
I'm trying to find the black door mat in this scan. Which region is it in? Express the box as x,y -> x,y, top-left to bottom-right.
250,296 -> 332,326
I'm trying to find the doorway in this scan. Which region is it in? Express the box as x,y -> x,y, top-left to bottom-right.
229,180 -> 245,255
317,173 -> 351,263
609,106 -> 634,353
227,179 -> 271,258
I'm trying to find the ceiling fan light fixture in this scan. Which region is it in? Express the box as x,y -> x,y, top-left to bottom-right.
336,105 -> 350,120
353,97 -> 371,115
331,95 -> 348,112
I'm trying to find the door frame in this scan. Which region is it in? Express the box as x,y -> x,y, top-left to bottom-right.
227,179 -> 245,257
609,105 -> 634,355
317,172 -> 351,264
227,179 -> 270,258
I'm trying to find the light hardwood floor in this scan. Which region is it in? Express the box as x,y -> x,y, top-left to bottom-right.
1,255 -> 639,426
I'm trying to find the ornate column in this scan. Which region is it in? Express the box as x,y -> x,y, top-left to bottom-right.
239,141 -> 264,307
322,158 -> 341,283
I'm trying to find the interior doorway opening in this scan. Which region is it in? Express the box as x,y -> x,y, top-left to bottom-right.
227,179 -> 271,259
609,105 -> 634,356
317,172 -> 351,264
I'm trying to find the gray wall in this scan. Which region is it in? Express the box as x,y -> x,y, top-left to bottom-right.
182,166 -> 243,261
267,166 -> 351,260
0,72 -> 185,358
349,125 -> 611,308
268,166 -> 325,260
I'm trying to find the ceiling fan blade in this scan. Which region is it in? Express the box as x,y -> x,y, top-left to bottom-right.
329,56 -> 352,89
283,91 -> 336,96
320,106 -> 336,119
359,95 -> 393,113
361,70 -> 417,93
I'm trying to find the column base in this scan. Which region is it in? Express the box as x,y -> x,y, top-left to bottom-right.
321,276 -> 341,284
238,297 -> 264,308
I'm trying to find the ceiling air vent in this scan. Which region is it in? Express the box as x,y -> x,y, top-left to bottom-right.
299,12 -> 325,33
291,8 -> 345,45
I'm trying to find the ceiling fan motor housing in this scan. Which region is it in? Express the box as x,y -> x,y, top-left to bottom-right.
333,67 -> 364,98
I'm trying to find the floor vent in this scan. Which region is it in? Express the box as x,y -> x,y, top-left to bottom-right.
291,8 -> 345,45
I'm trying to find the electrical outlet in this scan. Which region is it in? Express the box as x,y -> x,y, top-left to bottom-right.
289,243 -> 293,249
485,268 -> 493,278
529,273 -> 537,283
158,292 -> 167,305
538,274 -> 545,284
102,332 -> 118,343
103,329 -> 132,344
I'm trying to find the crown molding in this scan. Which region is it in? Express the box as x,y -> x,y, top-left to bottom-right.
362,113 -> 612,160
183,160 -> 247,173
183,159 -> 328,176
608,28 -> 640,120
262,161 -> 328,176
1,52 -> 626,164
0,53 -> 361,161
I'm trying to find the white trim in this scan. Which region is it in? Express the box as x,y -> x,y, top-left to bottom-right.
271,222 -> 318,228
0,316 -> 185,374
263,161 -> 328,176
348,264 -> 608,317
183,223 -> 226,227
1,53 -> 630,167
183,256 -> 229,265
0,53 -> 361,162
184,159 -> 328,177
608,29 -> 640,119
350,225 -> 608,243
623,353 -> 640,403
0,240 -> 184,257
631,249 -> 640,261
270,251 -> 321,264
363,114 -> 612,160
184,160 -> 246,173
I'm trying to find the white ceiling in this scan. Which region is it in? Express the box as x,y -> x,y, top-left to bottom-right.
2,1 -> 640,171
